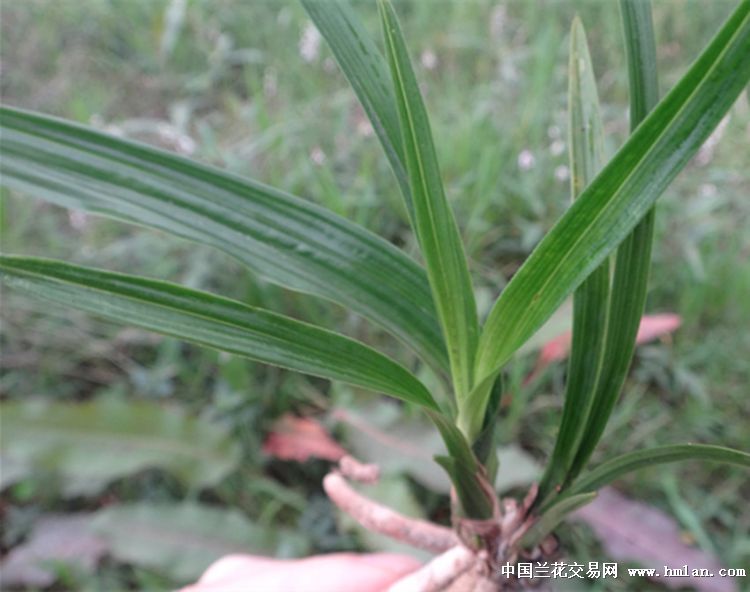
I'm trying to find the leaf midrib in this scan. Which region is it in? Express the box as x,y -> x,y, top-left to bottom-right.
382,11 -> 473,396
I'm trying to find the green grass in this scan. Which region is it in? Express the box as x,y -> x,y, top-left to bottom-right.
1,0 -> 748,588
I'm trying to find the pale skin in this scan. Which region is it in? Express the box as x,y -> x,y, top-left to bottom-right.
181,457 -> 429,592
183,457 -> 504,591
180,552 -> 423,592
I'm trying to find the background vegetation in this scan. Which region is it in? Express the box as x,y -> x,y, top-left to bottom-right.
1,0 -> 748,590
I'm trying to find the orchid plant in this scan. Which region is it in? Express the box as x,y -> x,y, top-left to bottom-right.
2,0 -> 749,588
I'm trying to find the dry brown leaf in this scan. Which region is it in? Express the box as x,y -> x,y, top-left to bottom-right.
263,414 -> 347,462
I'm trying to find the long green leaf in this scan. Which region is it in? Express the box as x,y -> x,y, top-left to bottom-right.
620,0 -> 660,125
568,0 -> 661,480
519,492 -> 597,549
0,107 -> 447,370
301,0 -> 414,220
550,445 -> 750,510
0,256 -> 438,411
537,17 -> 610,503
378,0 -> 479,419
474,1 -> 750,405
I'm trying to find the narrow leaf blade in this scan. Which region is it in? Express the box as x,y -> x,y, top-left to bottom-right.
0,256 -> 438,410
301,0 -> 413,219
567,0 -> 661,479
379,0 -> 479,421
0,107 -> 447,370
537,17 -> 610,503
564,444 -> 750,500
620,0 -> 660,125
520,492 -> 597,549
475,2 -> 750,391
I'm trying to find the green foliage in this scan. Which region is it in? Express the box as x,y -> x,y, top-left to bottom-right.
0,107 -> 447,370
561,444 -> 750,501
301,0 -> 413,216
519,492 -> 597,549
473,0 -> 750,394
565,0 -> 661,483
537,17 -> 610,504
0,398 -> 240,496
378,0 -> 479,411
0,256 -> 437,411
1,0 -> 749,570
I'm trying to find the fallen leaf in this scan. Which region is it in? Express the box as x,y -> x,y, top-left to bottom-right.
0,514 -> 106,588
573,487 -> 734,592
263,415 -> 347,462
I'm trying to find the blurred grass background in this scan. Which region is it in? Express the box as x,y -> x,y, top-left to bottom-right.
1,0 -> 748,590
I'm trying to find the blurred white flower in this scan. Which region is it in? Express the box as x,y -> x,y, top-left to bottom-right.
156,122 -> 196,155
357,119 -> 374,138
550,139 -> 565,156
699,183 -> 718,198
310,146 -> 326,166
420,49 -> 438,71
68,210 -> 88,231
554,165 -> 569,182
517,149 -> 535,170
547,125 -> 561,139
299,22 -> 321,63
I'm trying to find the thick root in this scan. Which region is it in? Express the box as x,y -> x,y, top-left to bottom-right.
324,458 -> 556,591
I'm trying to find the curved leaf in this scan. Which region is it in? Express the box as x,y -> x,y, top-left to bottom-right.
538,17 -> 610,503
0,107 -> 447,370
301,0 -> 413,220
475,2 -> 750,394
0,256 -> 438,410
565,444 -> 750,500
520,492 -> 597,549
568,0 -> 661,480
379,0 -> 479,416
